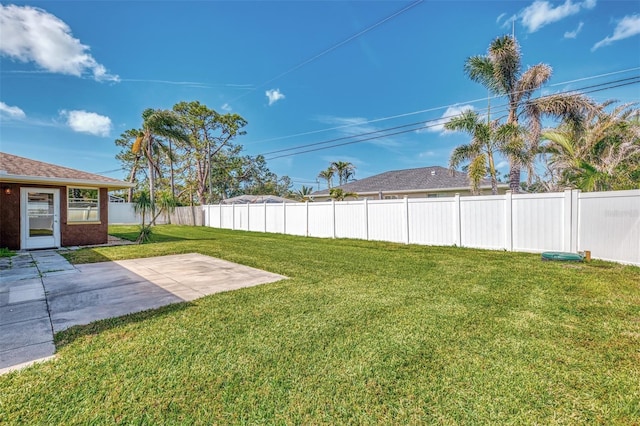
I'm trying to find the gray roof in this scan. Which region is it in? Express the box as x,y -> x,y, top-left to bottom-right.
221,194 -> 296,204
0,152 -> 133,189
312,166 -> 497,196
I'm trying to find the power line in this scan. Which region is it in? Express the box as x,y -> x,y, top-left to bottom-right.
229,0 -> 424,104
264,76 -> 640,160
264,76 -> 639,158
249,66 -> 640,146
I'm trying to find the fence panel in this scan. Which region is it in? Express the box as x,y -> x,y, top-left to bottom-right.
308,202 -> 334,238
578,190 -> 640,265
335,200 -> 367,240
512,193 -> 564,252
460,195 -> 506,249
408,199 -> 455,246
284,203 -> 307,236
199,189 -> 639,266
108,202 -> 139,224
265,204 -> 284,233
220,205 -> 234,229
367,200 -> 405,243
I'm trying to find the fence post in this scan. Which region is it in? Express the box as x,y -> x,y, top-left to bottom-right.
232,203 -> 236,230
305,201 -> 309,237
403,196 -> 410,244
332,199 -> 336,239
453,193 -> 462,246
245,203 -> 250,231
571,189 -> 580,252
264,201 -> 267,233
504,191 -> 513,251
563,188 -> 572,251
282,202 -> 287,235
364,198 -> 369,241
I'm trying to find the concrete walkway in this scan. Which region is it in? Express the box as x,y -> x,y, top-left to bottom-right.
0,251 -> 285,374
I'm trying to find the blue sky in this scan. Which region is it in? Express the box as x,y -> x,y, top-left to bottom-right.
1,0 -> 639,191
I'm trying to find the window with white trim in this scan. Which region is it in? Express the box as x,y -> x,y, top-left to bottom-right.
68,187 -> 100,222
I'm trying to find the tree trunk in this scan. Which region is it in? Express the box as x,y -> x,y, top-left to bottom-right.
509,165 -> 521,193
148,140 -> 156,225
127,164 -> 137,202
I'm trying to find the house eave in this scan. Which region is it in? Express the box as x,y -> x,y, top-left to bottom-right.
0,174 -> 135,190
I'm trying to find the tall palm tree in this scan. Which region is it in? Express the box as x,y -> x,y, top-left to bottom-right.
465,35 -> 596,192
132,109 -> 189,223
541,102 -> 640,191
318,167 -> 335,189
331,161 -> 356,186
445,110 -> 519,194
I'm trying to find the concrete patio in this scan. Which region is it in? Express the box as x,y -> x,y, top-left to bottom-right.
0,251 -> 285,374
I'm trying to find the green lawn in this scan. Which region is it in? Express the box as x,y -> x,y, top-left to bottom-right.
1,225 -> 639,424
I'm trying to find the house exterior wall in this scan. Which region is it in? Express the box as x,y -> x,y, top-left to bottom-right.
0,183 -> 21,250
61,187 -> 108,247
0,184 -> 109,250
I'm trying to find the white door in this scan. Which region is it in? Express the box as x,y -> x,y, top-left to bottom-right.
21,188 -> 61,250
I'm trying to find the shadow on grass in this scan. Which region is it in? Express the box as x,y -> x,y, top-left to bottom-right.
54,301 -> 194,349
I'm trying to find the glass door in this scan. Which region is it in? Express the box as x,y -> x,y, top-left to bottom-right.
21,188 -> 60,249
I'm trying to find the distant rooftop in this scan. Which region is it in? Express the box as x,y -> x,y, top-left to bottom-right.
312,166 -> 498,195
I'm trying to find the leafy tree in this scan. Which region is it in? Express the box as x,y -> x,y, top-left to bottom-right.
173,101 -> 247,205
465,35 -> 596,192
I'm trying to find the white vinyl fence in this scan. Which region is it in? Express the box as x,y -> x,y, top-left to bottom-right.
108,203 -> 204,226
202,189 -> 640,266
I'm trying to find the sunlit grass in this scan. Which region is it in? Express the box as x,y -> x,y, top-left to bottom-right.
1,225 -> 639,424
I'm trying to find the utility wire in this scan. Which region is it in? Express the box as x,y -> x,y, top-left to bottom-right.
263,76 -> 639,157
249,66 -> 640,145
229,0 -> 424,103
264,77 -> 640,160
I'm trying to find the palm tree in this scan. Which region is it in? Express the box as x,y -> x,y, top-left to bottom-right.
294,185 -> 314,201
445,110 -> 520,194
329,188 -> 358,201
318,167 -> 335,189
132,108 -> 189,223
465,35 -> 596,192
331,161 -> 356,186
541,102 -> 640,191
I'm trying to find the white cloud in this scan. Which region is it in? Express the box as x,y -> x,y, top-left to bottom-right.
0,4 -> 119,82
592,14 -> 640,51
265,88 -> 285,106
0,101 -> 26,119
418,151 -> 436,158
519,0 -> 595,33
420,104 -> 475,133
221,103 -> 232,112
564,22 -> 584,38
61,110 -> 112,136
496,13 -> 507,24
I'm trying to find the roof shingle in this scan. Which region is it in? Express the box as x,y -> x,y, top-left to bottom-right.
0,152 -> 131,188
312,166 -> 496,195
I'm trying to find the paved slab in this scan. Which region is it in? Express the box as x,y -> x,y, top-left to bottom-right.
0,252 -> 285,373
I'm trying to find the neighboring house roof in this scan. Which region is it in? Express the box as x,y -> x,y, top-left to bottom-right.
312,166 -> 506,196
0,152 -> 133,190
220,194 -> 296,204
